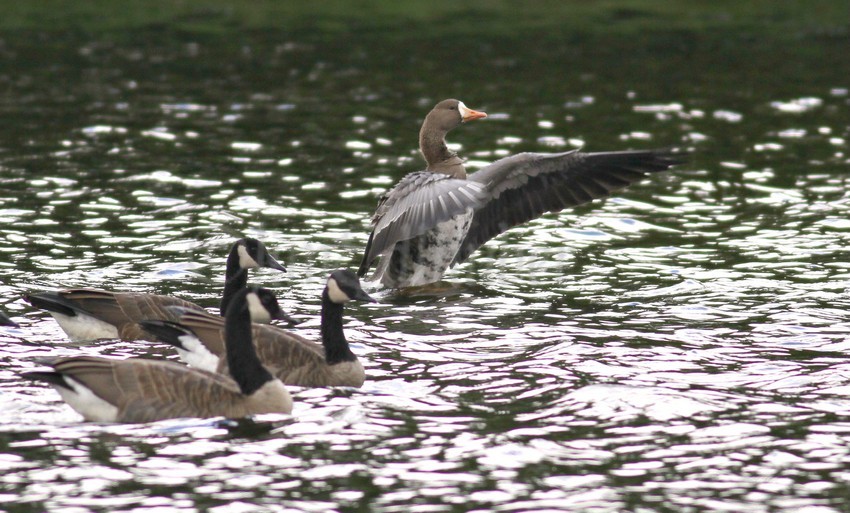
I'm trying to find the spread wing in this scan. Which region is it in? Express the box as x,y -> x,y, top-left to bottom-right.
357,171 -> 489,276
453,149 -> 684,264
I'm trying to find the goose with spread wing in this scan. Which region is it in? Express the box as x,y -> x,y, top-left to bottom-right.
357,99 -> 684,288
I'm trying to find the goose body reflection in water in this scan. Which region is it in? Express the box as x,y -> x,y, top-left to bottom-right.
0,310 -> 16,327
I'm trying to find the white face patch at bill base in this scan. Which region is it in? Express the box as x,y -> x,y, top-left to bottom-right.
457,101 -> 486,122
326,278 -> 352,304
237,244 -> 260,269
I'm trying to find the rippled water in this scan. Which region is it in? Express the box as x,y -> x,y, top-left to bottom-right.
2,25 -> 850,513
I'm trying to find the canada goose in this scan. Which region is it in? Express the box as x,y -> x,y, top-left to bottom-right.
22,286 -> 293,423
358,99 -> 685,288
141,269 -> 376,387
25,237 -> 286,341
1,310 -> 17,327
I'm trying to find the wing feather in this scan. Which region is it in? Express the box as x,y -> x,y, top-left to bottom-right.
453,149 -> 684,264
358,172 -> 488,276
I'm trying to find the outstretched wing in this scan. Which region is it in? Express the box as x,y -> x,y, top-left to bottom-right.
453,149 -> 684,264
358,171 -> 488,276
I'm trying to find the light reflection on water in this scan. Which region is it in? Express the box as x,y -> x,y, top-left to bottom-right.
1,27 -> 850,513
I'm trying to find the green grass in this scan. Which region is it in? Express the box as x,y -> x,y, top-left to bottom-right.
0,0 -> 847,38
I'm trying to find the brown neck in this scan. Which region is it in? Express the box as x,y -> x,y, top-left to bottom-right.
419,126 -> 467,179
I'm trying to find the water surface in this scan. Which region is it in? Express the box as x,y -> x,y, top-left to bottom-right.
1,20 -> 850,513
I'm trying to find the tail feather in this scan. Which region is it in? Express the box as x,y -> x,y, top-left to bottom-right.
138,320 -> 194,350
24,293 -> 80,317
22,370 -> 73,391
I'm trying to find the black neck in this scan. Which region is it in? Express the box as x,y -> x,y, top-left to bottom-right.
225,295 -> 273,395
220,254 -> 248,316
320,290 -> 356,365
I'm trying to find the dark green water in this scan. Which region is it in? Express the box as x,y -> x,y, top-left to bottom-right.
2,12 -> 850,513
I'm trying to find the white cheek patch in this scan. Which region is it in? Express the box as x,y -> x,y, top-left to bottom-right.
326,278 -> 351,304
244,292 -> 271,323
246,294 -> 272,324
56,376 -> 120,423
174,334 -> 221,372
238,244 -> 260,269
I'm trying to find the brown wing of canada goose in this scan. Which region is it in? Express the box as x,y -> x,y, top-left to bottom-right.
172,310 -> 364,387
24,355 -> 292,423
25,288 -> 206,340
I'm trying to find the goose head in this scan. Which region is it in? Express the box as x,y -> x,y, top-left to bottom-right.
422,99 -> 487,136
234,238 -> 286,272
325,270 -> 377,304
243,286 -> 295,324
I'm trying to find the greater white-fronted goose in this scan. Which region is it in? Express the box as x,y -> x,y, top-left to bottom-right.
22,286 -> 293,423
358,99 -> 684,288
142,269 -> 375,388
25,237 -> 286,341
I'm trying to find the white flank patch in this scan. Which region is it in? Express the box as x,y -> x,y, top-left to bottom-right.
175,334 -> 220,371
326,277 -> 351,304
56,377 -> 119,422
237,244 -> 260,269
50,312 -> 120,342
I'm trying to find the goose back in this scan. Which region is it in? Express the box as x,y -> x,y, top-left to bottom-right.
23,287 -> 293,423
159,310 -> 365,388
25,289 -> 205,341
25,237 -> 286,341
26,356 -> 289,423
